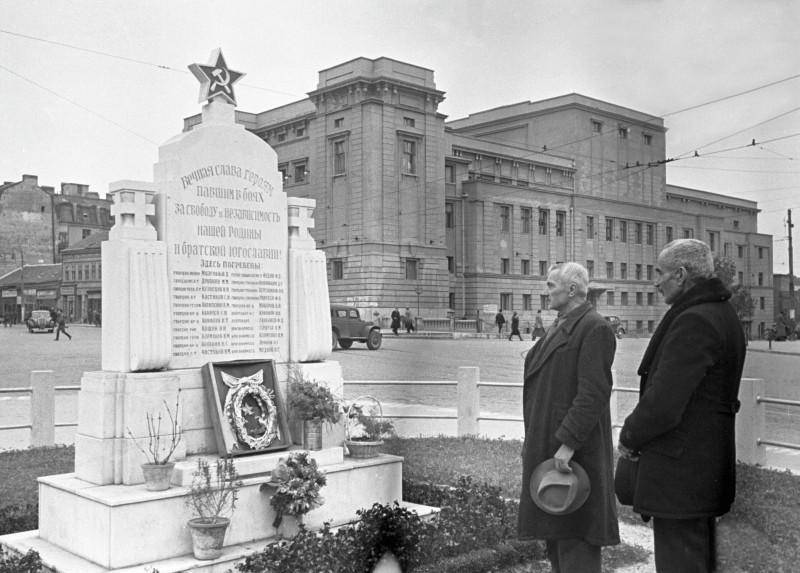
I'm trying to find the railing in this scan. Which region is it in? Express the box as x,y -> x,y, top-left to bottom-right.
347,369 -> 800,469
0,370 -> 80,448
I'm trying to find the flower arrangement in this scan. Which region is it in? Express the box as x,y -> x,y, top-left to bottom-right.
287,377 -> 341,426
262,451 -> 327,528
186,456 -> 243,524
127,390 -> 182,465
345,396 -> 392,459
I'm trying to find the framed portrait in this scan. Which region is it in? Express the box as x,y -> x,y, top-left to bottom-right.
203,359 -> 292,456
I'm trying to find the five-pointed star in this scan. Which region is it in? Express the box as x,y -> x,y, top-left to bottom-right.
188,49 -> 245,106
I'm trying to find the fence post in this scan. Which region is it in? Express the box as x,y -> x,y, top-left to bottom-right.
457,367 -> 480,436
736,378 -> 766,466
30,370 -> 56,447
610,371 -> 620,443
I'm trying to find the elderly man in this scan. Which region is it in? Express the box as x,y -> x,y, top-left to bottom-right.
618,239 -> 746,572
519,262 -> 619,573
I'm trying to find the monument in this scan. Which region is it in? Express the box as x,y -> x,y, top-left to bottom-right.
0,50 -> 427,572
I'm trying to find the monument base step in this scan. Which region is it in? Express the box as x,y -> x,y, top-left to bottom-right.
0,501 -> 438,573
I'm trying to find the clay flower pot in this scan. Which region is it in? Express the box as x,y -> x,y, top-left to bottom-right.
141,462 -> 175,491
303,419 -> 323,450
187,517 -> 230,560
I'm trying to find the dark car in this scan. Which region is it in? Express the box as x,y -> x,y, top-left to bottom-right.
605,316 -> 626,338
27,310 -> 55,333
331,304 -> 382,351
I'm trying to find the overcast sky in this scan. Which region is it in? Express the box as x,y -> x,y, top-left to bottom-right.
2,0 -> 798,271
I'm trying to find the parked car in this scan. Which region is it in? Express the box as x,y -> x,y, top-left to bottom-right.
330,304 -> 382,351
27,310 -> 55,333
605,316 -> 626,339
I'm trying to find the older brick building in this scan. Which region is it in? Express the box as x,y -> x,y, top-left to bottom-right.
184,56 -> 772,335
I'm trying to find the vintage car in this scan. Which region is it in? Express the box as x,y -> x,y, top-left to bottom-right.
605,315 -> 626,338
330,303 -> 382,351
27,309 -> 55,333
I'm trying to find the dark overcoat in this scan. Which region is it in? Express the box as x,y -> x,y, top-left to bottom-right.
619,278 -> 746,518
518,301 -> 619,546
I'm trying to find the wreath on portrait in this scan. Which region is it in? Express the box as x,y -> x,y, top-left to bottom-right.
221,370 -> 279,449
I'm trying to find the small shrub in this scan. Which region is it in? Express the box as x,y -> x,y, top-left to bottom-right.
353,502 -> 435,571
0,545 -> 43,573
0,504 -> 38,536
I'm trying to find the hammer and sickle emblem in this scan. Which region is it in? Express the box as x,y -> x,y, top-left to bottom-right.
212,68 -> 232,94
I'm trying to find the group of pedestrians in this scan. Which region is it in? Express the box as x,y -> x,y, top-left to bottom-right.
519,238 -> 745,573
496,309 -> 547,341
390,307 -> 416,335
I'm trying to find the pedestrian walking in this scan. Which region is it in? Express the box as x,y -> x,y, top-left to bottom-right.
2,310 -> 10,327
617,239 -> 746,572
495,310 -> 506,334
519,262 -> 619,572
508,311 -> 523,341
404,308 -> 415,333
54,308 -> 72,341
390,307 -> 401,336
531,310 -> 546,341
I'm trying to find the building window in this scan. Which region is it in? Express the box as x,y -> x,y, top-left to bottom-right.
78,266 -> 83,281
666,226 -> 673,243
82,229 -> 91,239
620,263 -> 628,280
606,218 -> 614,241
541,294 -> 550,309
449,292 -> 455,310
636,292 -> 643,306
647,265 -> 653,281
635,222 -> 642,244
586,216 -> 594,239
760,297 -> 765,310
333,140 -> 346,175
733,220 -> 740,229
406,259 -> 418,280
539,209 -> 549,235
445,164 -> 455,183
648,292 -> 655,306
294,163 -> 307,183
334,118 -> 344,128
618,127 -> 629,139
724,243 -> 730,256
643,133 -> 652,146
500,293 -> 512,311
607,292 -> 615,306
636,320 -> 643,330
447,256 -> 454,274
296,126 -> 305,137
556,211 -> 566,237
539,260 -> 548,275
620,221 -> 628,243
586,260 -> 594,278
646,224 -> 654,245
521,259 -> 530,275
758,272 -> 763,286
635,264 -> 642,280
683,228 -> 694,239
445,202 -> 454,228
500,258 -> 510,274
708,231 -> 716,252
523,294 -> 532,311
606,262 -> 614,279
332,259 -> 343,280
402,140 -> 417,174
621,292 -> 628,306
737,245 -> 744,258
522,208 -> 532,234
404,117 -> 415,128
276,132 -> 286,142
592,120 -> 603,133
738,271 -> 744,284
500,206 -> 510,232
758,247 -> 766,259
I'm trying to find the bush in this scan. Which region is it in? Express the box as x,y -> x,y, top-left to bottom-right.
0,504 -> 38,537
0,545 -> 43,573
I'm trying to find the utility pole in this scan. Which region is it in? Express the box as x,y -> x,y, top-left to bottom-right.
789,209 -> 795,321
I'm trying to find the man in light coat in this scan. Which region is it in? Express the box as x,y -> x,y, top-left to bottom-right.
618,239 -> 746,572
519,262 -> 619,572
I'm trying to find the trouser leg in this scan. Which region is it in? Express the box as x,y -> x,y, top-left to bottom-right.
545,538 -> 601,573
653,516 -> 716,573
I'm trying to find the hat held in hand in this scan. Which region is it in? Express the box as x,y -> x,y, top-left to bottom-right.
530,459 -> 591,515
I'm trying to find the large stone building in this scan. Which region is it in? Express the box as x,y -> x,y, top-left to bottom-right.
184,56 -> 773,336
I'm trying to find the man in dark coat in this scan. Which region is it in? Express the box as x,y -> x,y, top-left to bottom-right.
618,239 -> 746,573
519,262 -> 619,572
495,310 -> 506,334
508,311 -> 522,341
390,308 -> 401,336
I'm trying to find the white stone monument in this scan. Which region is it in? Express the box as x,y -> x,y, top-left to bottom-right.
0,49 -> 426,572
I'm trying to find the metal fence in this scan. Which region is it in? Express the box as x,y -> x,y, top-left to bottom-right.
0,370 -> 80,448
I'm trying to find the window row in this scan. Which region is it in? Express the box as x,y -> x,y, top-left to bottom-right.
602,218 -> 655,245
64,262 -> 101,282
330,258 -> 421,281
605,291 -> 658,306
590,120 -> 653,146
600,262 -> 654,281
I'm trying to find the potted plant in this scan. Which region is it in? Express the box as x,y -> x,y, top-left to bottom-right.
185,456 -> 243,560
287,375 -> 341,451
127,391 -> 182,491
345,395 -> 392,459
261,451 -> 327,530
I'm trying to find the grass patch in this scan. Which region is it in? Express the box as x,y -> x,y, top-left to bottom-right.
0,445 -> 74,509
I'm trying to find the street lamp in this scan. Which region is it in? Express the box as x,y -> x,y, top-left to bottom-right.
415,284 -> 423,327
13,247 -> 24,324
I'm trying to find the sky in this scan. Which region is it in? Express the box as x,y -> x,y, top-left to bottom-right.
1,0 -> 799,271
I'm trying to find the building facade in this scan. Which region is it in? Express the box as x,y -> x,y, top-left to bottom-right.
59,231 -> 107,323
176,56 -> 770,335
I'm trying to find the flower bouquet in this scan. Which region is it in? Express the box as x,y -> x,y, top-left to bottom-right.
262,451 -> 327,528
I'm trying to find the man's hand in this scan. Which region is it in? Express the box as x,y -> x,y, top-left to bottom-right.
553,443 -> 575,473
617,442 -> 640,462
